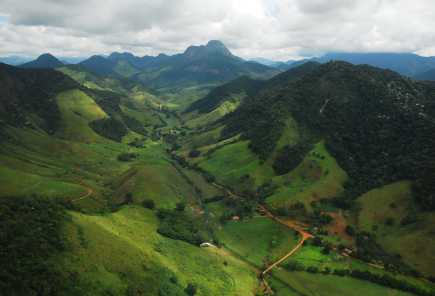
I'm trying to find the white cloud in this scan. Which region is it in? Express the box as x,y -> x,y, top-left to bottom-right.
0,0 -> 434,60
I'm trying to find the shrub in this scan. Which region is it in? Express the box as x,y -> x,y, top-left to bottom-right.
117,152 -> 138,162
345,225 -> 355,236
188,150 -> 201,158
142,199 -> 155,210
175,202 -> 186,212
185,283 -> 197,296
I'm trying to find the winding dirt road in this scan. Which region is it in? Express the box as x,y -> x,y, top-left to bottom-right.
258,205 -> 313,294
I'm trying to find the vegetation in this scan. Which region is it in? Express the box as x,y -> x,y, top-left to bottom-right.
0,195 -> 67,295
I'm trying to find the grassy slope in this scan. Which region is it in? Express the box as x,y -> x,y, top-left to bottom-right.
267,141 -> 348,210
357,181 -> 435,277
56,89 -> 108,142
198,140 -> 274,187
61,206 -> 258,296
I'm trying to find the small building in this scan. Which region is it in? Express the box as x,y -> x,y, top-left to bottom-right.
232,216 -> 240,221
200,242 -> 216,248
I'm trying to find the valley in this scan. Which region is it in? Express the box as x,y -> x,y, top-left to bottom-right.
1,43 -> 435,296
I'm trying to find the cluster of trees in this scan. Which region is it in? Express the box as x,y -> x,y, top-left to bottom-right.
156,205 -> 208,245
90,117 -> 128,142
273,144 -> 312,175
0,195 -> 67,295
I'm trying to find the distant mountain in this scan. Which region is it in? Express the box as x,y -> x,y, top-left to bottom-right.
20,53 -> 64,69
251,58 -> 296,70
414,68 -> 435,81
254,52 -> 435,76
78,40 -> 279,89
79,55 -> 118,76
315,52 -> 435,77
0,55 -> 32,66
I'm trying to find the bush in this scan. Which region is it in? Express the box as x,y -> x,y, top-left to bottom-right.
185,283 -> 197,296
345,225 -> 355,236
117,152 -> 138,162
175,202 -> 186,212
142,199 -> 155,209
188,150 -> 201,158
156,209 -> 207,245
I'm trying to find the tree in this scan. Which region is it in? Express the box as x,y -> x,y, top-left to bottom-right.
175,202 -> 186,212
345,225 -> 355,236
142,199 -> 155,210
185,283 -> 197,296
125,192 -> 133,204
188,150 -> 201,158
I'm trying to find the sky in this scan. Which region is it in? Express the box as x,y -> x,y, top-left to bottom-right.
0,0 -> 435,61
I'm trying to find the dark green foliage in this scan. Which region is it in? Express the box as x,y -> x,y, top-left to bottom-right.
175,202 -> 186,212
345,225 -> 355,236
90,117 -> 128,142
124,192 -> 134,204
400,212 -> 418,226
128,138 -> 146,148
188,150 -> 201,158
0,63 -> 78,133
184,283 -> 197,296
117,152 -> 138,162
156,209 -> 207,245
122,113 -> 148,136
273,144 -> 311,175
142,199 -> 155,210
355,232 -> 416,275
223,61 -> 435,209
0,195 -> 67,295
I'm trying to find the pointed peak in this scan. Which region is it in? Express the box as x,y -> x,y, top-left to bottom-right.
20,53 -> 63,69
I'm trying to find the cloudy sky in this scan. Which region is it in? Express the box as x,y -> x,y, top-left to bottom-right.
0,0 -> 434,60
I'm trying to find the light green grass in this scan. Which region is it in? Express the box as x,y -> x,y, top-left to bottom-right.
56,89 -> 108,142
198,140 -> 274,187
61,206 -> 258,296
216,216 -> 299,267
0,166 -> 87,199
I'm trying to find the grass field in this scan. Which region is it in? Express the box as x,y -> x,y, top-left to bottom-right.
216,216 -> 299,267
60,206 -> 258,296
198,140 -> 274,187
